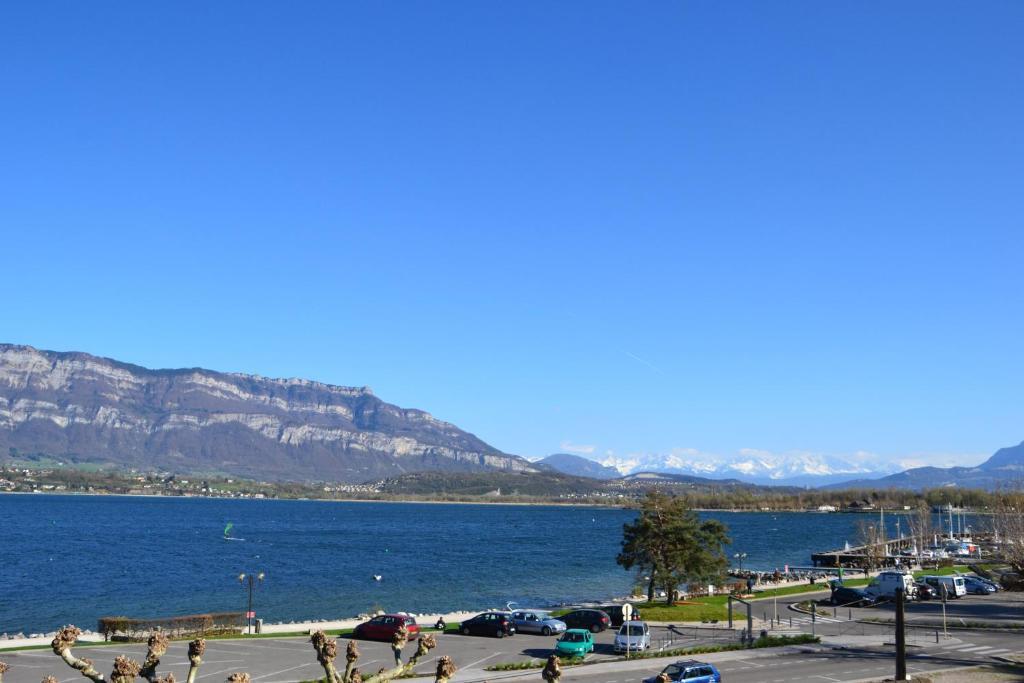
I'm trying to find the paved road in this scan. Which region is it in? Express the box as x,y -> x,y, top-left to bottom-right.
564,632 -> 1023,683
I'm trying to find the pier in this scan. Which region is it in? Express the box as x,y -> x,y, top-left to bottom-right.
811,532 -> 989,568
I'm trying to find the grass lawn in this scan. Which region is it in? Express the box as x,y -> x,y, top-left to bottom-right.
632,596 -> 731,622
912,565 -> 971,578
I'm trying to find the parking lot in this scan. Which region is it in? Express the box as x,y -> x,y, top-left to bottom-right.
0,623 -> 741,683
809,586 -> 1024,626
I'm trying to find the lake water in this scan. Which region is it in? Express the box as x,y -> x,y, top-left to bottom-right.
0,494 -> 956,634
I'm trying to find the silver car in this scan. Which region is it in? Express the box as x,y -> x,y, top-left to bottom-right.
614,620 -> 650,653
511,610 -> 567,636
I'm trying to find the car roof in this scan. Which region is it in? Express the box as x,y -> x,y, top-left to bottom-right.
565,628 -> 591,634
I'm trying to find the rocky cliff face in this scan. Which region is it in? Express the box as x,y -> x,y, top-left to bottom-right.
0,344 -> 535,482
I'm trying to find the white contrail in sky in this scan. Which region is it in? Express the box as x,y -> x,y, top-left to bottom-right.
623,351 -> 663,375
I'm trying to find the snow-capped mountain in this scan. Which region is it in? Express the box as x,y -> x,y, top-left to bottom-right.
598,448 -> 905,487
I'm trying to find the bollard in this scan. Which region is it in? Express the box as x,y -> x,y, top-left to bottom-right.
936,630 -> 939,643
789,616 -> 792,628
849,609 -> 852,621
833,607 -> 837,618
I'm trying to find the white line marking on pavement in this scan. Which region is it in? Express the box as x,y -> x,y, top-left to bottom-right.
251,662 -> 318,680
462,653 -> 501,670
199,665 -> 257,679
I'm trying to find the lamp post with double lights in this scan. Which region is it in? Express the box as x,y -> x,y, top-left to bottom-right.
238,572 -> 265,634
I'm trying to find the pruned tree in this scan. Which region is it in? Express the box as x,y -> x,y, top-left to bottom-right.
37,623 -> 452,683
49,626 -> 206,683
435,657 -> 455,683
541,655 -> 560,683
618,491 -> 731,604
310,630 -> 444,683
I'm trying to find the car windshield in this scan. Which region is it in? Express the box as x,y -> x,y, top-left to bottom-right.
562,633 -> 585,642
661,664 -> 684,678
620,625 -> 645,636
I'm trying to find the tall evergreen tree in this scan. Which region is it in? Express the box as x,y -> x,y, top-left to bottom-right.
617,491 -> 731,604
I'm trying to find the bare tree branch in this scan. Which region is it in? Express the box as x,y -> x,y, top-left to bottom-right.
139,633 -> 169,683
185,639 -> 206,683
435,656 -> 456,683
541,655 -> 560,683
52,626 -> 105,683
110,656 -> 141,683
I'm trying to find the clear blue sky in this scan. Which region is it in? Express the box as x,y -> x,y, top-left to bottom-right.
1,2 -> 1021,467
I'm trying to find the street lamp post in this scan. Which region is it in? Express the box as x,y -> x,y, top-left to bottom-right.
238,572 -> 265,635
733,552 -> 747,571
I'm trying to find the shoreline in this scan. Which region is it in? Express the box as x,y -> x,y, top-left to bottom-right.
1,491 -> 939,514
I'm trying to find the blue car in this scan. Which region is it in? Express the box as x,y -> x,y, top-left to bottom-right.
511,610 -> 566,636
644,660 -> 722,683
962,576 -> 996,595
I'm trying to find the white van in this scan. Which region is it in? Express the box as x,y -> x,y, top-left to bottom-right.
922,575 -> 967,599
866,571 -> 919,601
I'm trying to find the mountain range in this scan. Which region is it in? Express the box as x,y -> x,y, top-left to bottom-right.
535,453 -> 621,479
823,441 -> 1024,491
592,450 -> 904,487
2,343 -> 1019,492
0,344 -> 535,482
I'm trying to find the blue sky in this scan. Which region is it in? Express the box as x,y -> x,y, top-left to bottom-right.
1,2 -> 1021,468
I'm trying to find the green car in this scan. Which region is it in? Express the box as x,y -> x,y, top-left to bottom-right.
555,629 -> 594,658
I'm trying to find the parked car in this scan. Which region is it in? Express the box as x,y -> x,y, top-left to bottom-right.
914,581 -> 939,600
353,614 -> 420,641
830,586 -> 875,607
511,610 -> 566,636
643,660 -> 722,683
971,575 -> 1001,592
600,604 -> 643,627
560,609 -> 611,633
921,575 -> 967,599
458,612 -> 515,638
554,629 -> 594,658
962,575 -> 996,595
614,621 -> 650,653
865,571 -> 919,601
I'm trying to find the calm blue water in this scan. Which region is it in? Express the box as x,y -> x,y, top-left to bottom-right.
0,494 -> 950,634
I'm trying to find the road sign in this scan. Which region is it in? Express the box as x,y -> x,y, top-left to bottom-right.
246,611 -> 256,618
622,603 -> 633,621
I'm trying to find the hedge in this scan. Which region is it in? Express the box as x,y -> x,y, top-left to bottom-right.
98,612 -> 245,641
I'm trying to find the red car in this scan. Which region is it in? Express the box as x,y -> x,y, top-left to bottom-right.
353,614 -> 420,641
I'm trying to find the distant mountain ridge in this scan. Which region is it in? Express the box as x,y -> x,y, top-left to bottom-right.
0,344 -> 535,482
597,450 -> 901,486
826,441 -> 1024,491
536,453 -> 621,479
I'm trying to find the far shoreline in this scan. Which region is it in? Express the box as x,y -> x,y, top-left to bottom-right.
0,490 -> 927,514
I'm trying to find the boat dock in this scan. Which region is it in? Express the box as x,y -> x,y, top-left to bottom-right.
811,533 -> 988,568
